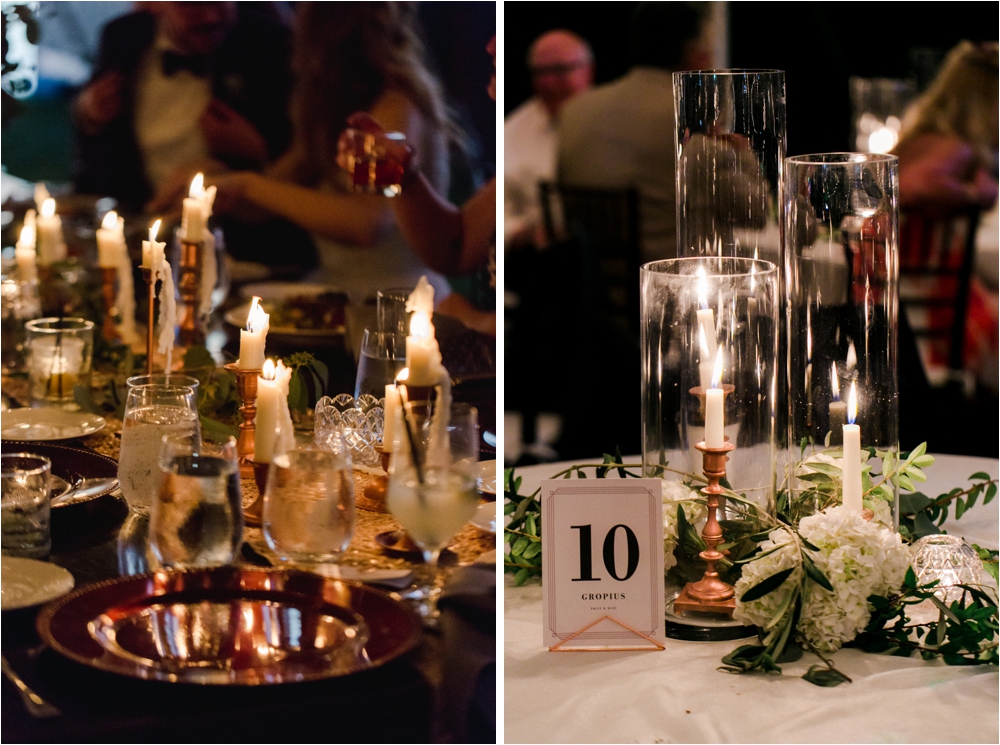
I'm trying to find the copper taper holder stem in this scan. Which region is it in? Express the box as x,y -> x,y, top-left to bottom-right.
142,267 -> 155,375
673,440 -> 738,616
224,362 -> 260,478
177,239 -> 204,347
241,458 -> 270,527
100,267 -> 120,342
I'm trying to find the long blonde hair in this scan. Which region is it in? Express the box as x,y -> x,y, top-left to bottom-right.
897,41 -> 999,168
290,2 -> 453,184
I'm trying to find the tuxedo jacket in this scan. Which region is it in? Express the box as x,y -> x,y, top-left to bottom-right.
73,10 -> 294,209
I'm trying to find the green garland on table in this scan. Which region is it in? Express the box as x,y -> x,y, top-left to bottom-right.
503,443 -> 999,686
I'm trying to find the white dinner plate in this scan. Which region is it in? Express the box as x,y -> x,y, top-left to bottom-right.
1,409 -> 106,442
477,460 -> 497,496
470,502 -> 497,534
1,557 -> 75,611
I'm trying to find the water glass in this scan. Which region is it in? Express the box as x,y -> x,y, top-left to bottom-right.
118,384 -> 200,514
263,438 -> 355,566
151,434 -> 243,569
354,329 -> 406,399
1,453 -> 51,559
386,402 -> 480,619
24,317 -> 94,409
376,287 -> 411,336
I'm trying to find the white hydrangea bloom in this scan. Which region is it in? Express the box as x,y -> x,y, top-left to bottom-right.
733,506 -> 909,652
662,480 -> 703,573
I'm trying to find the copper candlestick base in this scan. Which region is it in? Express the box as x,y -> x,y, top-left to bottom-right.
673,440 -> 738,617
242,458 -> 270,527
142,267 -> 156,375
177,239 -> 204,347
224,363 -> 260,478
357,445 -> 392,512
100,267 -> 121,342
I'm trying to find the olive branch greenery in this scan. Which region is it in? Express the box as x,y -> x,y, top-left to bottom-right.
504,443 -> 999,685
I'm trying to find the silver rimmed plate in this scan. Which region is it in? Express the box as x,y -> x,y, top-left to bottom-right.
1,410 -> 105,442
476,460 -> 497,496
37,566 -> 422,685
1,557 -> 75,611
469,503 -> 497,534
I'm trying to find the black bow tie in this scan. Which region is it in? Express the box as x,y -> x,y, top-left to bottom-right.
161,50 -> 210,77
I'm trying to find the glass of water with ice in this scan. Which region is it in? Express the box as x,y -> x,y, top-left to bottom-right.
151,434 -> 243,569
118,384 -> 199,514
1,453 -> 52,559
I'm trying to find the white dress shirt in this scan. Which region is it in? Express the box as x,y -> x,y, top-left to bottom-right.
503,97 -> 557,246
133,33 -> 211,191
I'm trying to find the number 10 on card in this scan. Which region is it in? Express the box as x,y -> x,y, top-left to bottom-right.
541,480 -> 665,650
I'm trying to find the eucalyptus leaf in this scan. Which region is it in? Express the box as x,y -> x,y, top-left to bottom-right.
802,665 -> 851,687
740,567 -> 794,602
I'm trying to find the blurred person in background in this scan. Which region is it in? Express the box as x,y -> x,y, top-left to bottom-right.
893,41 -> 998,218
557,2 -> 712,262
73,1 -> 293,211
211,1 -> 456,301
504,29 -> 593,249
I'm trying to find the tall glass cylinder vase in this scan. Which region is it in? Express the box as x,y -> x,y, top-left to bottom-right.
673,70 -> 785,265
641,257 -> 778,636
784,153 -> 899,528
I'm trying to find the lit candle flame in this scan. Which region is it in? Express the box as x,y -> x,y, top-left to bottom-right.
189,172 -> 205,198
711,348 -> 724,389
395,367 -> 410,383
246,296 -> 267,333
101,210 -> 118,231
262,358 -> 276,380
696,266 -> 708,309
149,219 -> 162,243
846,341 -> 857,372
847,381 -> 858,424
410,310 -> 432,340
831,362 -> 840,401
41,198 -> 56,218
18,223 -> 35,247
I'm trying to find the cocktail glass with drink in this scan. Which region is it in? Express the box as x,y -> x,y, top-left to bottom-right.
118,384 -> 199,514
150,434 -> 243,569
386,402 -> 480,621
341,128 -> 410,197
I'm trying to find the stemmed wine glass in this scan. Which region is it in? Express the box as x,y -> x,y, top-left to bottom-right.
386,401 -> 480,621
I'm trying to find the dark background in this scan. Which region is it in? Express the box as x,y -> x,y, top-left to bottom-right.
504,1 -> 999,155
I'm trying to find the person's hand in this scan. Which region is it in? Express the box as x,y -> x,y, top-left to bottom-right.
209,171 -> 258,219
74,71 -> 124,134
200,99 -> 269,166
145,159 -> 224,218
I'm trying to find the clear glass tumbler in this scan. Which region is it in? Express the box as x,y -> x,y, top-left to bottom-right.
1,453 -> 52,559
354,329 -> 406,400
263,437 -> 355,567
151,434 -> 243,568
118,384 -> 200,514
24,317 -> 94,408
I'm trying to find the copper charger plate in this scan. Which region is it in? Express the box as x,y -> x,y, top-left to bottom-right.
37,566 -> 422,685
0,441 -> 119,508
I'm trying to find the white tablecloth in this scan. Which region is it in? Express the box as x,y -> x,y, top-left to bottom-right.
504,454 -> 999,744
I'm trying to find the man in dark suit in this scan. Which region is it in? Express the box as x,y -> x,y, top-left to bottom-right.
73,2 -> 292,212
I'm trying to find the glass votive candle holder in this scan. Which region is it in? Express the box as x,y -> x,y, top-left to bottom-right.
911,534 -> 984,605
25,317 -> 94,409
2,453 -> 52,560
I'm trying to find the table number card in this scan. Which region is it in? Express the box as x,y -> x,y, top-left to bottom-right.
541,479 -> 665,650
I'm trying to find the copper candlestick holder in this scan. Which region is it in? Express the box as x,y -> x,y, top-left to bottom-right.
224,362 -> 260,478
142,267 -> 156,375
357,444 -> 392,512
242,458 -> 270,527
177,239 -> 204,347
100,267 -> 121,342
674,439 -> 738,616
